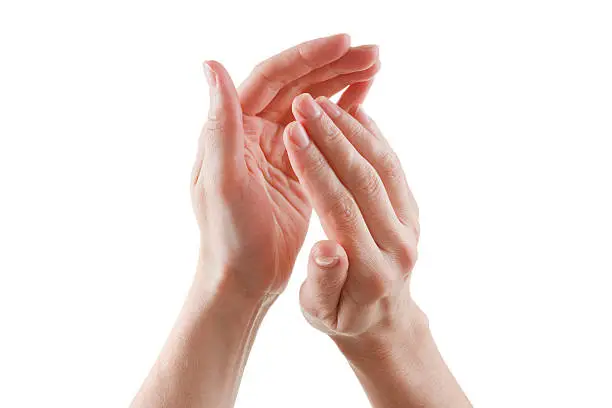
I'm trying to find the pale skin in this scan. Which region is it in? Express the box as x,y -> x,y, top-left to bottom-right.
131,34 -> 471,408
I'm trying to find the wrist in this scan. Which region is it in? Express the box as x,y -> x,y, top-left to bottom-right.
174,262 -> 277,340
333,301 -> 433,368
194,251 -> 290,301
139,263 -> 276,408
193,255 -> 278,303
332,303 -> 472,408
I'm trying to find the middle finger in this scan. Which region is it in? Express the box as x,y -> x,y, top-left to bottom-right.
292,93 -> 403,250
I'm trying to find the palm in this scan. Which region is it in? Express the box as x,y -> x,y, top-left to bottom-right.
198,35 -> 379,292
239,114 -> 310,288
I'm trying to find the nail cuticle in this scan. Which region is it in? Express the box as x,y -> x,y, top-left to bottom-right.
314,256 -> 338,267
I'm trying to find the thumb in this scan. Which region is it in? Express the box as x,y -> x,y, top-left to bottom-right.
201,60 -> 245,178
300,240 -> 349,333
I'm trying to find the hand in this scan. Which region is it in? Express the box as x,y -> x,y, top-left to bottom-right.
132,36 -> 381,408
283,95 -> 471,407
283,93 -> 422,338
192,34 -> 380,298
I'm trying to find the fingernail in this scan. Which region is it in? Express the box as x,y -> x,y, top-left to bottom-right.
295,94 -> 322,120
354,105 -> 371,123
317,97 -> 342,118
203,61 -> 217,87
315,255 -> 338,267
288,122 -> 310,149
355,44 -> 380,56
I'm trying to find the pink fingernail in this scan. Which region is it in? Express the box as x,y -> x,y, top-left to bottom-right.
315,255 -> 338,267
288,122 -> 310,149
354,105 -> 371,123
294,94 -> 322,121
317,97 -> 342,118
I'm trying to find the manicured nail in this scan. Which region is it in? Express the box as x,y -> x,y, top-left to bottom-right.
288,122 -> 310,149
314,255 -> 338,268
294,94 -> 322,120
317,97 -> 342,118
203,61 -> 217,87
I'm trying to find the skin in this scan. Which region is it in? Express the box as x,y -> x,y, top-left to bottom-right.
285,95 -> 472,408
131,34 -> 470,408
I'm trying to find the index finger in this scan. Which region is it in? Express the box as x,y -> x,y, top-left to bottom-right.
238,34 -> 351,115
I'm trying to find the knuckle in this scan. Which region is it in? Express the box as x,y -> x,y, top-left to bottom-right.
377,149 -> 403,181
253,63 -> 284,91
305,150 -> 329,174
393,239 -> 418,274
346,119 -> 371,142
364,266 -> 394,299
321,118 -> 344,144
397,207 -> 421,237
327,195 -> 360,228
296,45 -> 315,70
286,81 -> 306,98
316,275 -> 344,296
353,166 -> 383,197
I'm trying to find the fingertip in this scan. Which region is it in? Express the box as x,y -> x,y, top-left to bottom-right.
203,60 -> 239,92
353,44 -> 380,61
292,92 -> 311,111
282,120 -> 294,142
329,45 -> 380,73
310,240 -> 348,270
312,243 -> 339,268
282,121 -> 296,147
316,96 -> 342,118
283,120 -> 310,150
292,93 -> 320,122
327,33 -> 351,52
302,34 -> 351,67
203,60 -> 242,119
368,44 -> 380,57
302,240 -> 348,327
359,59 -> 382,79
353,104 -> 372,124
338,79 -> 375,113
336,33 -> 352,50
201,60 -> 245,174
372,58 -> 382,74
314,255 -> 339,268
202,61 -> 217,87
202,60 -> 224,77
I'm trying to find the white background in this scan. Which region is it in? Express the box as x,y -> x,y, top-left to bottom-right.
1,0 -> 611,407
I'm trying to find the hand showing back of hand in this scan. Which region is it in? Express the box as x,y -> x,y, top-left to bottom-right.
284,94 -> 423,338
281,86 -> 470,408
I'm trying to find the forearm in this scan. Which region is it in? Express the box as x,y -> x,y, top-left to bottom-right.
335,305 -> 471,408
131,266 -> 275,408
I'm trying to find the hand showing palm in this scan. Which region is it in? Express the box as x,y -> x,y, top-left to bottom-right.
192,34 -> 380,297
